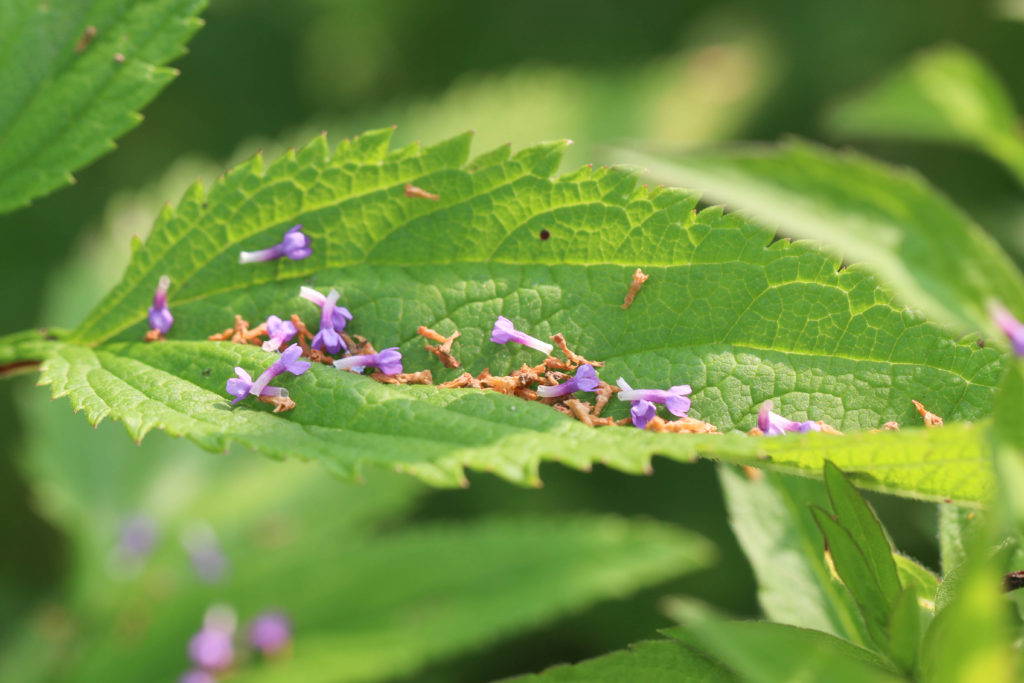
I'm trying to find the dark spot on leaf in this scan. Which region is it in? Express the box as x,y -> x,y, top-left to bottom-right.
539,229 -> 550,241
978,338 -> 985,348
202,368 -> 212,376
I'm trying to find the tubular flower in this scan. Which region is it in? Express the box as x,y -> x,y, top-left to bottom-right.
490,316 -> 554,355
536,364 -> 600,399
333,347 -> 403,375
990,301 -> 1024,356
249,612 -> 292,655
309,288 -> 349,354
225,345 -> 309,405
262,315 -> 298,352
187,627 -> 234,672
148,275 -> 174,334
238,224 -> 312,264
757,401 -> 821,436
615,378 -> 692,417
614,378 -> 657,429
299,286 -> 353,330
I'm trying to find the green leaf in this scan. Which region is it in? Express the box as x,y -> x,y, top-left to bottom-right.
663,619 -> 902,683
5,129 -> 1005,497
939,505 -> 983,577
810,506 -> 892,648
823,461 -> 902,605
887,587 -> 921,674
492,640 -> 734,683
0,0 -> 206,213
893,554 -> 939,613
825,44 -> 1024,188
620,139 -> 1024,337
718,466 -> 872,645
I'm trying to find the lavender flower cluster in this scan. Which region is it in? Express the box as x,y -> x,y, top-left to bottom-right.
180,605 -> 292,682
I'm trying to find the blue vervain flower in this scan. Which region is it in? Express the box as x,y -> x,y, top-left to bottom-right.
490,316 -> 554,355
615,378 -> 691,417
536,364 -> 599,398
249,612 -> 292,655
307,288 -> 349,354
300,286 -> 353,330
148,275 -> 174,334
238,224 -> 312,264
262,315 -> 297,352
990,301 -> 1024,356
333,347 -> 403,375
757,401 -> 821,436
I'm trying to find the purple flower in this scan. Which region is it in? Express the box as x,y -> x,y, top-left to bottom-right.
179,670 -> 217,683
614,378 -> 658,429
118,515 -> 157,560
147,275 -> 174,334
181,525 -> 230,584
991,301 -> 1024,356
757,401 -> 821,436
249,612 -> 292,655
188,627 -> 234,671
333,347 -> 403,375
536,364 -> 600,399
226,345 -> 310,406
310,288 -> 348,354
615,377 -> 692,418
262,315 -> 297,352
300,286 -> 353,331
238,224 -> 312,264
490,316 -> 553,355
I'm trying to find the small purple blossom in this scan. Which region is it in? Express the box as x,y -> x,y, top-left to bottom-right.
490,316 -> 554,355
226,345 -> 309,406
310,288 -> 348,354
536,364 -> 600,399
614,378 -> 658,429
182,525 -> 229,583
262,315 -> 297,352
188,627 -> 234,671
249,612 -> 292,655
148,275 -> 174,334
299,286 -> 353,331
990,301 -> 1024,356
238,224 -> 312,264
757,401 -> 821,436
179,670 -> 217,683
333,347 -> 403,375
118,515 -> 157,560
615,377 -> 692,418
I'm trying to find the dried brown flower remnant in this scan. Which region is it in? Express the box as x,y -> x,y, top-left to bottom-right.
143,329 -> 165,342
418,326 -> 461,368
814,421 -> 843,435
75,25 -> 97,53
621,268 -> 649,309
208,315 -> 266,345
290,314 -> 314,352
646,416 -> 718,434
259,394 -> 296,414
371,370 -> 433,385
564,398 -> 594,426
592,381 -> 617,416
741,465 -> 764,482
912,400 -> 944,428
871,421 -> 901,433
439,373 -> 482,389
551,333 -> 605,368
405,184 -> 440,201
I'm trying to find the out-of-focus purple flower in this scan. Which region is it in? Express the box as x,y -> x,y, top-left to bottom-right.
757,401 -> 821,437
148,275 -> 174,334
490,316 -> 553,355
536,364 -> 599,399
615,378 -> 692,418
990,301 -> 1024,356
310,289 -> 347,354
179,670 -> 217,683
188,627 -> 234,671
333,347 -> 403,375
299,286 -> 353,332
181,524 -> 229,583
249,344 -> 311,396
614,378 -> 657,429
226,367 -> 254,405
238,225 -> 312,264
249,612 -> 292,655
118,515 -> 157,560
262,315 -> 297,352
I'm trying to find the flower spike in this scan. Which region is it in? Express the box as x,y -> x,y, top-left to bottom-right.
615,377 -> 692,424
333,347 -> 403,375
238,224 -> 312,264
490,316 -> 554,355
262,315 -> 297,352
148,275 -> 174,334
536,364 -> 600,398
757,401 -> 821,436
990,301 -> 1024,356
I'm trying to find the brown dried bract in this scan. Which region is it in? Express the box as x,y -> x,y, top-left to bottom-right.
75,25 -> 97,53
747,427 -> 764,436
208,315 -> 265,345
564,398 -> 594,426
347,333 -> 377,356
814,420 -> 843,435
621,268 -> 649,309
405,184 -> 440,201
883,421 -> 900,431
551,333 -> 605,368
418,325 -> 461,368
308,349 -> 335,365
259,394 -> 296,413
741,465 -> 764,482
646,416 -> 718,434
912,400 -> 944,428
290,315 -> 314,352
143,329 -> 165,342
592,381 -> 617,416
439,372 -> 482,389
371,370 -> 433,385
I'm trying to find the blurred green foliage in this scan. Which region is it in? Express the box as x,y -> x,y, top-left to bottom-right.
3,0 -> 1024,679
